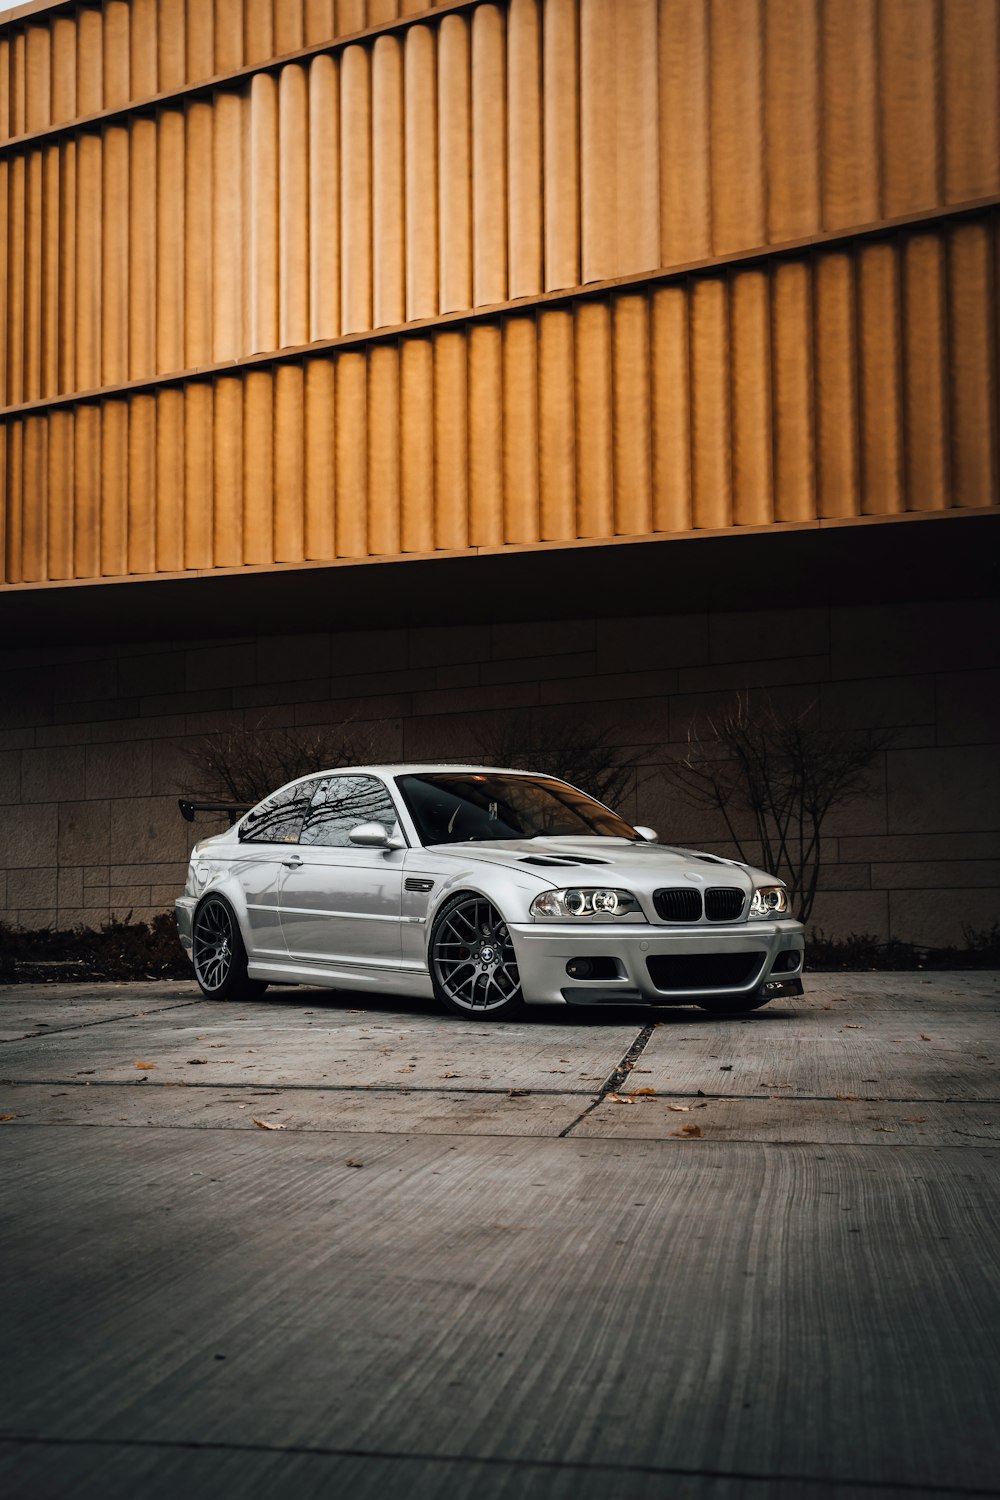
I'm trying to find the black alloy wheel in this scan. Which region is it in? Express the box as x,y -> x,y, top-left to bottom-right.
192,895 -> 268,1002
430,893 -> 525,1020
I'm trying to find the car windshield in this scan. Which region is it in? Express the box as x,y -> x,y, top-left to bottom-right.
396,772 -> 637,846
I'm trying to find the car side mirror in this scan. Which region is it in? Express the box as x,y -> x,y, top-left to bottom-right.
633,825 -> 659,843
348,822 -> 393,847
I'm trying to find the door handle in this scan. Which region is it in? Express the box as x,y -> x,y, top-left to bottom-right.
282,855 -> 302,868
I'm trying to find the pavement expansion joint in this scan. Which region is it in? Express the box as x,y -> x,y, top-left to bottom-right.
0,998 -> 203,1044
558,1022 -> 656,1137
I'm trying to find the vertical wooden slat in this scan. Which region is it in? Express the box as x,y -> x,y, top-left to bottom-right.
580,0 -> 614,282
542,0 -> 579,292
11,28 -> 25,137
25,20 -> 51,132
857,239 -> 903,514
341,45 -> 372,335
157,0 -> 186,92
274,0 -> 304,56
0,35 -> 9,144
335,350 -> 368,555
468,321 -> 503,545
24,147 -> 43,401
901,232 -> 948,510
129,0 -> 158,100
212,375 -> 243,566
155,386 -> 185,570
5,421 -> 23,583
211,91 -> 243,361
186,0 -> 215,81
942,0 -> 999,204
659,0 -> 711,267
502,313 -> 539,543
405,25 -> 438,319
538,307 -> 576,540
400,335 -> 434,550
814,248 -> 859,518
103,0 -> 131,110
51,16 -> 78,123
305,0 -> 337,47
771,258 -> 815,521
7,153 -> 25,405
471,3 -> 506,307
616,0 -> 659,276
274,362 -> 306,561
507,0 -> 542,297
305,356 -> 336,558
575,298 -> 613,537
48,407 -> 75,578
102,124 -> 129,385
821,0 -> 879,230
729,266 -> 772,526
612,292 -> 653,535
128,118 -> 156,379
156,108 -> 185,373
183,382 -> 213,567
879,0 -> 939,219
279,64 -> 309,348
58,140 -> 76,395
368,0 -> 398,26
309,54 -> 340,340
100,398 -> 128,576
74,404 -> 100,577
711,0 -> 764,256
242,369 -> 273,563
41,143 -> 61,398
367,342 -> 401,554
651,283 -> 692,531
244,0 -> 274,65
213,0 -> 244,72
372,35 -> 404,327
765,0 -> 820,242
690,276 -> 731,529
76,8 -> 103,116
127,392 -> 156,575
22,414 -> 47,582
249,72 -> 278,354
74,134 -> 101,391
338,0 -> 367,32
433,330 -> 469,549
439,13 -> 472,313
948,220 -> 996,508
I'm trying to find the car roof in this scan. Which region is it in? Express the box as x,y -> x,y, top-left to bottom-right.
273,765 -> 564,790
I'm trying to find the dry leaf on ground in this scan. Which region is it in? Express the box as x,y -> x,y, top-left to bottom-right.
919,1034 -> 931,1041
835,1093 -> 860,1101
632,1087 -> 657,1096
507,1089 -> 530,1098
608,1093 -> 636,1105
667,1104 -> 690,1112
0,1113 -> 16,1122
345,1159 -> 364,1167
440,1071 -> 460,1079
673,1124 -> 702,1137
187,1059 -> 208,1065
134,1061 -> 157,1070
252,1118 -> 285,1130
844,1024 -> 863,1030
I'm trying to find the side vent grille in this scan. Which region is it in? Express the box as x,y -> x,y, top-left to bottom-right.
653,887 -> 702,922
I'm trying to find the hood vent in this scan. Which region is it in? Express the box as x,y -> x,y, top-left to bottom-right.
519,854 -> 610,867
693,854 -> 728,865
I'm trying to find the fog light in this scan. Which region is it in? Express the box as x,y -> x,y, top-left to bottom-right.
566,958 -> 593,979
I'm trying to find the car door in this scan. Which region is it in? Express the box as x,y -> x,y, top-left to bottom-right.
231,778 -> 317,958
278,774 -> 404,971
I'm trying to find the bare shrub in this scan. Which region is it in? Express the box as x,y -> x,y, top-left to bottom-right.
660,694 -> 891,924
474,711 -> 634,812
178,720 -> 382,806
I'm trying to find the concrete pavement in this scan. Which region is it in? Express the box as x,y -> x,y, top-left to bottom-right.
1,974 -> 998,1498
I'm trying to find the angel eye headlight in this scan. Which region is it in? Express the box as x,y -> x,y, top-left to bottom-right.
530,888 -> 644,919
749,885 -> 790,918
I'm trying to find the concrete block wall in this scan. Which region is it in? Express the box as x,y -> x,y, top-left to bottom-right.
0,596 -> 998,947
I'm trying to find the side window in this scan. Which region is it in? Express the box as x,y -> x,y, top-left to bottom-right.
238,780 -> 316,845
300,776 -> 399,848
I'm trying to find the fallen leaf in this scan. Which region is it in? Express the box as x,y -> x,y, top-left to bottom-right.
919,1034 -> 931,1041
835,1093 -> 861,1101
546,1069 -> 567,1074
439,1071 -> 460,1079
0,1113 -> 16,1122
872,1126 -> 895,1133
632,1087 -> 657,1096
844,1024 -> 863,1030
507,1089 -> 530,1098
135,1061 -> 157,1070
903,1116 -> 927,1124
719,1065 -> 733,1072
608,1093 -> 636,1105
187,1059 -> 208,1065
251,1118 -> 285,1130
345,1159 -> 364,1168
674,1124 -> 702,1137
347,1010 -> 367,1015
667,1103 -> 690,1112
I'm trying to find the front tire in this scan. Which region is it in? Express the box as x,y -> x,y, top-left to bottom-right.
429,893 -> 525,1020
192,895 -> 268,1002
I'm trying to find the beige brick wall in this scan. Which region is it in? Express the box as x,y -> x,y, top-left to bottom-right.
0,597 -> 997,947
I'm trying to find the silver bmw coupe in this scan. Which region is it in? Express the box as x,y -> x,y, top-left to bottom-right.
176,765 -> 805,1020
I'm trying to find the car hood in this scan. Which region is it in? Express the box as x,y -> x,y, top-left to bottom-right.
426,837 -> 777,892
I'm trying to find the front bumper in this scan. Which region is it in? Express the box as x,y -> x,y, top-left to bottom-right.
507,918 -> 805,1005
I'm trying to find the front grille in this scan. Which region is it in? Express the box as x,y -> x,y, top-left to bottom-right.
653,887 -> 702,922
705,887 -> 745,922
646,952 -> 765,991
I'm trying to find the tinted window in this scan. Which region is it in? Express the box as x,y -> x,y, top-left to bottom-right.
300,775 -> 400,848
396,773 -> 636,846
238,780 -> 316,845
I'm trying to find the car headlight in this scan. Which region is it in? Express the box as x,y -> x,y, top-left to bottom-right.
530,888 -> 645,919
749,885 -> 790,918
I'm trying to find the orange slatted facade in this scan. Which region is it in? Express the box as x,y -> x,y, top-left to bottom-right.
0,0 -> 998,586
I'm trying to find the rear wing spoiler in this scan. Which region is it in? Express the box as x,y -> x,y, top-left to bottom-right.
178,799 -> 251,826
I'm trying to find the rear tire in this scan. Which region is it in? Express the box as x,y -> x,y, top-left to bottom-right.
192,894 -> 268,1003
